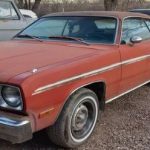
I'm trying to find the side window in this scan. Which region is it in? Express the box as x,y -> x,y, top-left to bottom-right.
121,18 -> 150,44
0,1 -> 19,20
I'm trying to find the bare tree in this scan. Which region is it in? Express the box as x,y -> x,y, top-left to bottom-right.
32,0 -> 42,12
16,0 -> 23,8
15,0 -> 42,13
139,0 -> 145,5
15,0 -> 148,17
104,0 -> 118,11
120,0 -> 146,10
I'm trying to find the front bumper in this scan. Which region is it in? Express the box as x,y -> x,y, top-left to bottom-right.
0,111 -> 32,144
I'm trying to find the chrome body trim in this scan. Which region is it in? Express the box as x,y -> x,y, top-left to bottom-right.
32,55 -> 150,95
32,62 -> 121,95
106,80 -> 150,104
0,116 -> 29,127
121,55 -> 149,65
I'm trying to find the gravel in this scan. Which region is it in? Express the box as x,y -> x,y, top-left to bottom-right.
1,85 -> 150,150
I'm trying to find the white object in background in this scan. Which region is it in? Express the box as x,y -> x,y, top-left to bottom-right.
19,9 -> 38,19
0,0 -> 36,41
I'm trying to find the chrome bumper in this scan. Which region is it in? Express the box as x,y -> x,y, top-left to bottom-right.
0,112 -> 32,144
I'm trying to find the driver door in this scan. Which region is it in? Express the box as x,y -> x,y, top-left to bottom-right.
119,17 -> 150,93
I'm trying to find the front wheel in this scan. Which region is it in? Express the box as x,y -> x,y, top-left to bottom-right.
47,88 -> 99,148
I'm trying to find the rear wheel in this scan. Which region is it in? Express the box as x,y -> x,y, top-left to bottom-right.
47,88 -> 99,148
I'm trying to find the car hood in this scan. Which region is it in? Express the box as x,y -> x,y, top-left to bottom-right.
0,40 -> 102,82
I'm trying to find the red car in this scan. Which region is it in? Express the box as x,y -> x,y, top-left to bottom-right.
0,11 -> 150,148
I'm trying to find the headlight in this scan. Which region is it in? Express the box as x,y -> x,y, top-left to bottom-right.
1,86 -> 22,108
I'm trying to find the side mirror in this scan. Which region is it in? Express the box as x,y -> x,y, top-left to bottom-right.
130,36 -> 142,44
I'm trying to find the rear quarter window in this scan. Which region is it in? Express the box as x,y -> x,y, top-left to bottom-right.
122,18 -> 150,44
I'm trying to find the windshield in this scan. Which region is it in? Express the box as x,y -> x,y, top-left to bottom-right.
0,1 -> 19,19
20,16 -> 117,44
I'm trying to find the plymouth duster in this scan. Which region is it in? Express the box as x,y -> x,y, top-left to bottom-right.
0,11 -> 150,148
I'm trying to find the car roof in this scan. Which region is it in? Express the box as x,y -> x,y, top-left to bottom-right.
44,11 -> 150,19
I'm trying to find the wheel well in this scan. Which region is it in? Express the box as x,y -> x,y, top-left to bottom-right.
53,82 -> 106,125
85,82 -> 106,111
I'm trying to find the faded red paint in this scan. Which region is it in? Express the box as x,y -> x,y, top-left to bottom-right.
0,11 -> 150,132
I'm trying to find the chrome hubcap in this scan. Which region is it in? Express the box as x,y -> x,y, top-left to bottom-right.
70,96 -> 98,142
72,104 -> 88,131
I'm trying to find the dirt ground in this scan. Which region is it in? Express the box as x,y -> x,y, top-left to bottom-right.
1,85 -> 150,150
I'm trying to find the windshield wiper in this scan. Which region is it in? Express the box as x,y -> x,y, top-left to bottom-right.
15,34 -> 43,42
48,36 -> 90,46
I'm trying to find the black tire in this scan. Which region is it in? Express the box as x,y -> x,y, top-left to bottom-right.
47,88 -> 99,148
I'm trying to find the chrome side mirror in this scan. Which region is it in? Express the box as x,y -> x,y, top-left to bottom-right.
130,36 -> 142,44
